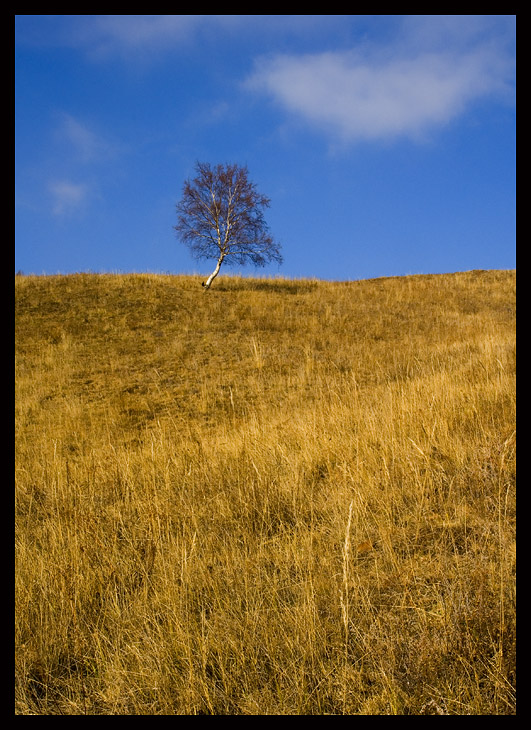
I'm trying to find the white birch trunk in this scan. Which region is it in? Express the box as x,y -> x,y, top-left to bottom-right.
203,255 -> 224,289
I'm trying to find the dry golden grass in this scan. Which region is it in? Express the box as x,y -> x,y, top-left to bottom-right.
15,270 -> 515,714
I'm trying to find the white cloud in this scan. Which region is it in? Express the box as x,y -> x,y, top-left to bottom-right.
245,17 -> 515,144
18,15 -> 515,146
48,180 -> 90,216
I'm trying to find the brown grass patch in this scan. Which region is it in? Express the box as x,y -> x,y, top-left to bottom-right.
15,270 -> 515,714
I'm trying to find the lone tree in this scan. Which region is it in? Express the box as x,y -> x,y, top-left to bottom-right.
175,162 -> 282,289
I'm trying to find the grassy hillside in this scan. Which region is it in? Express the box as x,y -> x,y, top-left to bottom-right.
15,270 -> 516,715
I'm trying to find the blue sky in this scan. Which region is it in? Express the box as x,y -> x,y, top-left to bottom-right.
15,15 -> 516,281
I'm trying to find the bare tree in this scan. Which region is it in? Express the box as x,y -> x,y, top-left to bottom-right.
175,162 -> 282,289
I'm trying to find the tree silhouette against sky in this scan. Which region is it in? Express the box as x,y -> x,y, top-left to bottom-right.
175,162 -> 282,289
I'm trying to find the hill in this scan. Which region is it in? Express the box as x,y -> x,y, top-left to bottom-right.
15,270 -> 516,714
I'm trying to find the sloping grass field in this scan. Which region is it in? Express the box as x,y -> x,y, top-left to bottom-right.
15,270 -> 516,714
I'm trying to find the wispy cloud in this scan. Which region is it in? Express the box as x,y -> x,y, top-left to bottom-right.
44,114 -> 120,217
54,113 -> 114,162
245,16 -> 515,144
80,15 -> 206,60
16,15 -> 201,58
16,15 -> 351,63
48,180 -> 90,216
28,15 -> 250,63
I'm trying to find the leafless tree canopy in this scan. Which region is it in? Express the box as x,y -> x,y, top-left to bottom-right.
175,162 -> 282,286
